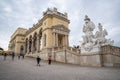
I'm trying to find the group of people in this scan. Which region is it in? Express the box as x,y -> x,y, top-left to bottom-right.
36,55 -> 52,66
3,52 -> 52,66
3,52 -> 24,60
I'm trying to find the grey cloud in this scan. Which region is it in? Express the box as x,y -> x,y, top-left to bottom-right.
0,0 -> 120,50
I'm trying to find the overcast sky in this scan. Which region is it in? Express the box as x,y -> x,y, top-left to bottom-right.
0,0 -> 120,50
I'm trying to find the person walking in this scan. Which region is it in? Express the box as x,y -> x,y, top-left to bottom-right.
22,54 -> 24,59
11,51 -> 15,60
36,56 -> 41,66
4,53 -> 7,60
18,54 -> 20,59
48,56 -> 52,65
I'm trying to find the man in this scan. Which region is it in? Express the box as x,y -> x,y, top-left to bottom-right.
48,56 -> 52,65
36,56 -> 41,66
4,53 -> 7,60
11,51 -> 15,60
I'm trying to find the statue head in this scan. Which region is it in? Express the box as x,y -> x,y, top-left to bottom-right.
84,15 -> 90,21
98,23 -> 103,31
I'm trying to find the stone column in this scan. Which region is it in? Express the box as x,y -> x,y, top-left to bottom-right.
27,40 -> 29,54
66,35 -> 69,46
53,33 -> 55,47
65,35 -> 67,46
63,35 -> 65,47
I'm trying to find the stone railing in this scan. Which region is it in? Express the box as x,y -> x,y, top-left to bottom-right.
67,47 -> 80,53
52,46 -> 80,55
101,45 -> 120,56
53,46 -> 64,52
43,8 -> 68,19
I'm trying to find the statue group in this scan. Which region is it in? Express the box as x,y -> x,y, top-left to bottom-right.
81,15 -> 114,52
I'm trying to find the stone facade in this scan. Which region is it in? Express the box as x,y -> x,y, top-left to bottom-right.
53,45 -> 120,67
9,8 -> 70,57
101,45 -> 120,67
9,28 -> 27,54
9,8 -> 120,67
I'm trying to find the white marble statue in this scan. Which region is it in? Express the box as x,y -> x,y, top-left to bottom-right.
81,16 -> 114,52
95,23 -> 108,46
82,15 -> 95,44
95,23 -> 114,46
81,15 -> 95,51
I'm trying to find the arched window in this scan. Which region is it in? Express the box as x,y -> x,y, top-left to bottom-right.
29,35 -> 32,52
44,34 -> 46,47
33,32 -> 37,51
39,29 -> 42,50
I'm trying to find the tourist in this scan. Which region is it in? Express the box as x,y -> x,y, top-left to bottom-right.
4,53 -> 7,60
11,51 -> 15,60
48,56 -> 52,65
36,56 -> 41,66
22,54 -> 24,59
18,54 -> 20,59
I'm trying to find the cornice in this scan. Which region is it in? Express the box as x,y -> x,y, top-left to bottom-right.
10,34 -> 25,43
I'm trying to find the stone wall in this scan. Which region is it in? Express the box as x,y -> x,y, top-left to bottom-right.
25,45 -> 120,67
54,50 -> 80,64
55,51 -> 66,63
101,45 -> 120,67
79,54 -> 102,67
66,51 -> 80,64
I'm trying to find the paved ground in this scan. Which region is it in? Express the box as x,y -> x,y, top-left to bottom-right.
0,55 -> 120,80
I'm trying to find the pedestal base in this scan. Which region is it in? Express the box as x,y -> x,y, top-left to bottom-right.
80,47 -> 102,67
81,46 -> 101,54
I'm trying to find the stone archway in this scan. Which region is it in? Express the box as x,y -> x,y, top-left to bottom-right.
33,32 -> 37,52
20,45 -> 24,54
39,29 -> 42,51
58,34 -> 63,47
52,25 -> 70,47
44,34 -> 47,47
29,35 -> 32,52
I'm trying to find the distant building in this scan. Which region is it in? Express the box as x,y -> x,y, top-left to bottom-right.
8,28 -> 27,54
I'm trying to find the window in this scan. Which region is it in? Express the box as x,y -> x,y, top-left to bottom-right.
44,34 -> 46,47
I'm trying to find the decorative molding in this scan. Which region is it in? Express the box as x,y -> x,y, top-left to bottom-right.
10,34 -> 25,43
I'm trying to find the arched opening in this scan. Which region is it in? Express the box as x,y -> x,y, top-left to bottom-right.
20,45 -> 24,54
44,34 -> 46,47
33,32 -> 37,52
29,35 -> 32,52
39,29 -> 42,51
58,34 -> 63,47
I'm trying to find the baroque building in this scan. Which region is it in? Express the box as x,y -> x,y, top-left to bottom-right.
9,28 -> 27,54
9,8 -> 71,59
9,8 -> 120,67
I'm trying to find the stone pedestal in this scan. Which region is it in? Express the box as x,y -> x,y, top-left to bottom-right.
80,47 -> 102,67
81,46 -> 101,54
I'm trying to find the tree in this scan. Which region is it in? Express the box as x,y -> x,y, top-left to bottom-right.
0,47 -> 4,50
